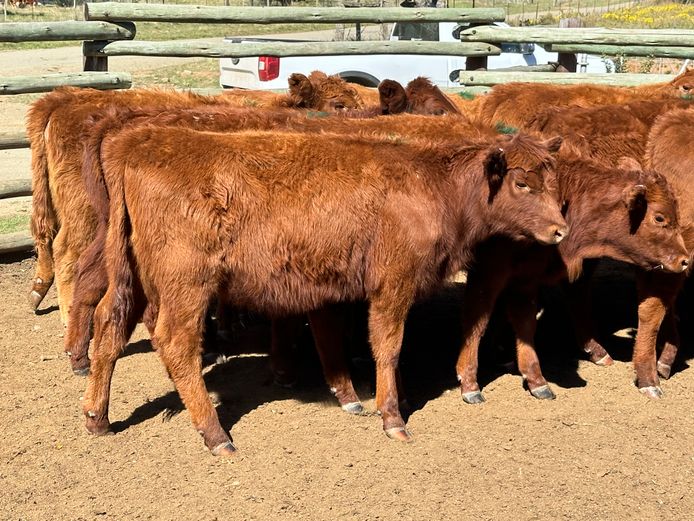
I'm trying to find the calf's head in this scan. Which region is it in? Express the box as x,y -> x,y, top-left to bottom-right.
288,71 -> 363,111
475,134 -> 568,245
670,66 -> 694,97
602,162 -> 689,273
378,77 -> 460,116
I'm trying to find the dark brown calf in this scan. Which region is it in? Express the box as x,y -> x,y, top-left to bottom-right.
67,108 -> 494,375
84,128 -> 566,454
456,156 -> 689,403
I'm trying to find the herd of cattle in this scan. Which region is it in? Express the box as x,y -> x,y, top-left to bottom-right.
24,68 -> 694,456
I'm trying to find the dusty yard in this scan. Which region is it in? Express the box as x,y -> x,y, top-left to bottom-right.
1,252 -> 692,520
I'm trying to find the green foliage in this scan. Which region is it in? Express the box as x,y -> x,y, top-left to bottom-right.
0,215 -> 30,235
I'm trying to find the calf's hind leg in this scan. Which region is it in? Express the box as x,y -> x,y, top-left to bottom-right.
83,283 -> 146,436
64,228 -> 108,376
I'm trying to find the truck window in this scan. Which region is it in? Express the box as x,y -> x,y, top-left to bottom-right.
392,22 -> 439,42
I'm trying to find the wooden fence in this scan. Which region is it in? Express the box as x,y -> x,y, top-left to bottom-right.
1,3 -> 694,253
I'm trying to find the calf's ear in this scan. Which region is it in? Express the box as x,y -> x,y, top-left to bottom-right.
484,147 -> 507,203
378,79 -> 408,115
542,136 -> 563,154
623,184 -> 648,233
288,73 -> 314,106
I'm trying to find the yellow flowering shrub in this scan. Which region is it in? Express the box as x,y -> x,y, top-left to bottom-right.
601,3 -> 694,29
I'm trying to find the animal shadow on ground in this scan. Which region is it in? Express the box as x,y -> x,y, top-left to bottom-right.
109,259 -> 693,434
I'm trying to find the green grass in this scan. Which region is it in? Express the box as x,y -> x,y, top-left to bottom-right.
0,214 -> 30,235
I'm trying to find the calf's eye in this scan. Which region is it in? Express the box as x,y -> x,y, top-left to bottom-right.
654,214 -> 666,224
516,182 -> 529,189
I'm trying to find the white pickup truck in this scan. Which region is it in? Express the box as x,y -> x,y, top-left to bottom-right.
219,21 -> 609,89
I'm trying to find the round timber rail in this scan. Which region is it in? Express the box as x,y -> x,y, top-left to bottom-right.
84,3 -> 506,24
83,40 -> 501,58
458,71 -> 675,87
0,72 -> 131,95
546,44 -> 694,60
458,26 -> 694,47
0,231 -> 33,255
0,21 -> 135,42
0,179 -> 32,200
0,132 -> 30,150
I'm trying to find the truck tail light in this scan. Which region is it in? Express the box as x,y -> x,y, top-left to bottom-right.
258,56 -> 280,81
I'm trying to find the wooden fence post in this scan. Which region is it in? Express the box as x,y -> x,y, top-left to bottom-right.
83,41 -> 109,71
557,17 -> 582,72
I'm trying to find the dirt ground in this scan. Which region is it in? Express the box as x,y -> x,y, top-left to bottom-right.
1,252 -> 693,520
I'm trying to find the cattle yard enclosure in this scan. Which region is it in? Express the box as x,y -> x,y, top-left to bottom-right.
2,5 -> 694,520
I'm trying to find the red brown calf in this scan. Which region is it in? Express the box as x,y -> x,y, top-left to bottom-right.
67,108 -> 494,376
455,155 -> 689,403
84,127 -> 566,454
27,73 -> 364,322
475,67 -> 694,128
637,107 -> 694,386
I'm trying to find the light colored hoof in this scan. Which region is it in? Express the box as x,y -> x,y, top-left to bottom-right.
530,384 -> 556,400
595,354 -> 614,367
341,402 -> 365,415
384,427 -> 414,442
657,362 -> 672,380
462,390 -> 485,404
639,386 -> 664,399
211,441 -> 237,457
29,290 -> 44,311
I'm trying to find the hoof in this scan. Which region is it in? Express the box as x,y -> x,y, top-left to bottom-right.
530,384 -> 556,400
29,290 -> 45,311
462,390 -> 486,404
211,441 -> 237,457
85,415 -> 113,436
639,385 -> 663,399
594,354 -> 614,367
384,427 -> 414,442
72,366 -> 90,377
341,401 -> 365,415
657,362 -> 672,380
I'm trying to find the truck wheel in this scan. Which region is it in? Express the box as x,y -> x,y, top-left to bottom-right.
339,72 -> 380,88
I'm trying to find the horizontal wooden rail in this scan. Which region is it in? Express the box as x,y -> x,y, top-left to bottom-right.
0,231 -> 33,255
546,44 -> 694,60
0,179 -> 32,200
0,132 -> 30,150
84,40 -> 501,58
85,3 -> 505,24
0,21 -> 135,43
459,27 -> 694,47
0,72 -> 131,95
458,71 -> 674,86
